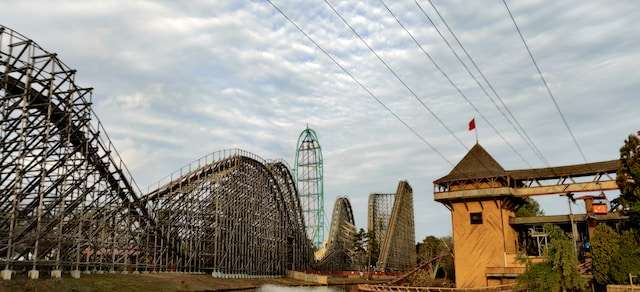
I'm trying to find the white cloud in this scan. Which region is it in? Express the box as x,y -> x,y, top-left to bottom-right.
2,0 -> 638,240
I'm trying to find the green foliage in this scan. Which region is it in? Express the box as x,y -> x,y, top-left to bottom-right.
591,224 -> 640,284
591,224 -> 620,284
589,133 -> 640,285
353,228 -> 368,253
416,236 -> 454,281
515,198 -> 545,217
517,262 -> 561,292
545,225 -> 585,291
366,229 -> 379,267
351,228 -> 379,270
616,134 -> 640,226
613,231 -> 640,282
517,224 -> 585,291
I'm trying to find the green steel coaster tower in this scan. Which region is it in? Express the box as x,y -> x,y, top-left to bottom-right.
294,126 -> 325,248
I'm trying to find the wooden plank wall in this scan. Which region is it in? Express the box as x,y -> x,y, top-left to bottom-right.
451,200 -> 518,288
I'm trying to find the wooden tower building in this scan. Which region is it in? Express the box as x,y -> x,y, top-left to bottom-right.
433,143 -> 621,288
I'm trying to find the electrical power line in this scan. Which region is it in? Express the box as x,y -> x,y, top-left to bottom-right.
265,0 -> 454,167
320,0 -> 514,173
423,0 -> 568,179
320,0 -> 471,154
417,0 -> 551,167
267,0 -> 506,173
379,0 -> 531,167
501,0 -> 588,163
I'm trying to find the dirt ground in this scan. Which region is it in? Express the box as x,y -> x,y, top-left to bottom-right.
0,272 -> 316,292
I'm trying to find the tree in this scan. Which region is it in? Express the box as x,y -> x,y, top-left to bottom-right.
517,262 -> 561,292
615,134 -> 640,227
351,228 -> 368,270
591,224 -> 621,284
351,228 -> 379,271
366,230 -> 379,269
515,198 -> 545,217
545,225 -> 584,291
612,231 -> 640,283
416,236 -> 454,281
591,224 -> 640,285
517,224 -> 585,291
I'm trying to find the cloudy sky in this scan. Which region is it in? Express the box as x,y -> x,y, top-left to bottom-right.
2,0 -> 639,240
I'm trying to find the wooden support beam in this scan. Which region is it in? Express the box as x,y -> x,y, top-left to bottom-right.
513,180 -> 618,197
434,180 -> 618,202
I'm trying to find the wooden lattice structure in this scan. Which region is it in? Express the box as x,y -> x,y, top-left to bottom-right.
0,22 -> 420,280
376,181 -> 417,272
145,150 -> 312,276
0,25 -> 311,279
0,24 -> 159,279
315,197 -> 355,270
368,192 -> 394,256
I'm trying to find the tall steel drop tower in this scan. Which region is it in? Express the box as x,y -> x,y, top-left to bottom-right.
294,126 -> 325,247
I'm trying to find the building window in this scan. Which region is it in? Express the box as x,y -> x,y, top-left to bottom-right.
470,212 -> 483,224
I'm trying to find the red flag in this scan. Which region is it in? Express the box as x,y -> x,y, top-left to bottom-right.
468,118 -> 476,131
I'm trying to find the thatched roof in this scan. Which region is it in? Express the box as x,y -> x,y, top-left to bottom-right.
434,144 -> 505,184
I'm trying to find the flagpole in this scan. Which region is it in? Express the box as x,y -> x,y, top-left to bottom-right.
475,118 -> 478,144
468,117 -> 478,145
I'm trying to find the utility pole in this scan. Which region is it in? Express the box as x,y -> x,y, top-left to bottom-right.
562,193 -> 579,255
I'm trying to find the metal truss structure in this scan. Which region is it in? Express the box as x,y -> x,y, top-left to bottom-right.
0,25 -> 156,277
315,197 -> 355,271
374,181 -> 417,272
145,150 -> 312,276
294,127 -> 324,247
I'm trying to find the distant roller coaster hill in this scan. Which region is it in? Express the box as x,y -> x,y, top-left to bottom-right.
315,181 -> 417,272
